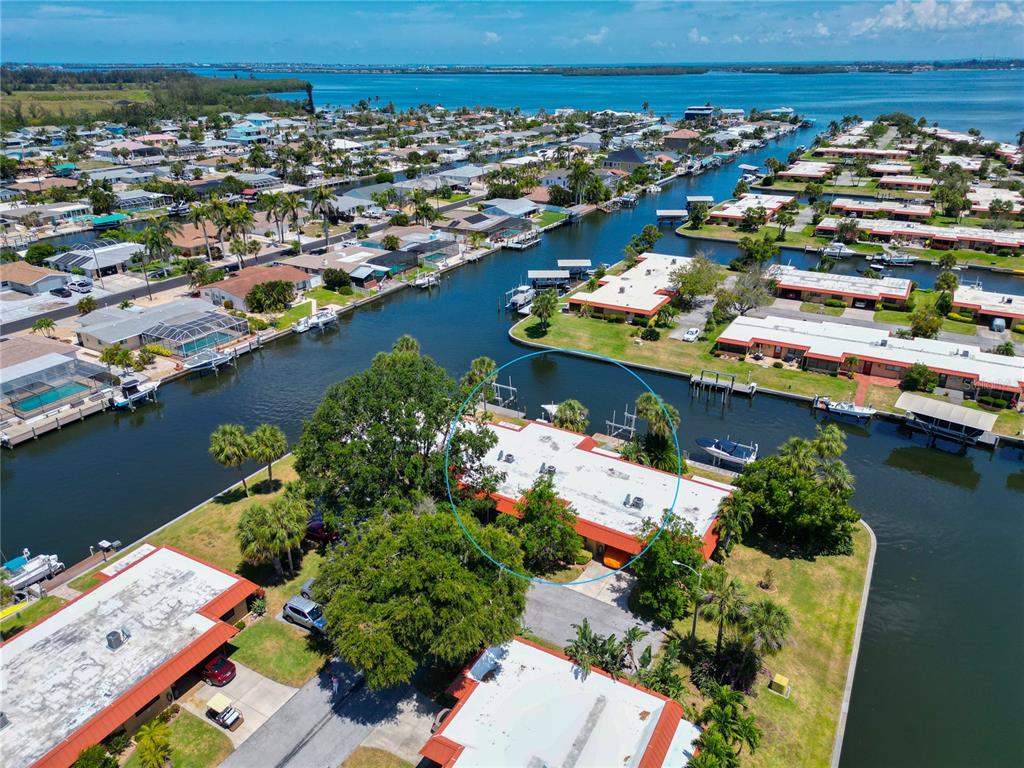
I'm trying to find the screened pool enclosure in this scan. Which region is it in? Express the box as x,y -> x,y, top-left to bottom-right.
141,311 -> 248,358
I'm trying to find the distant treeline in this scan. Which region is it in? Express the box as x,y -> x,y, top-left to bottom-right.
0,67 -> 313,129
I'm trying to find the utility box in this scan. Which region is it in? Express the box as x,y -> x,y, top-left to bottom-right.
769,674 -> 791,698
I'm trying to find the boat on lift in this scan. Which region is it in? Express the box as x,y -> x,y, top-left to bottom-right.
820,241 -> 858,259
166,201 -> 190,217
112,374 -> 159,409
308,308 -> 337,330
813,395 -> 877,421
184,348 -> 232,372
412,273 -> 440,289
505,285 -> 536,310
695,436 -> 759,466
291,316 -> 311,333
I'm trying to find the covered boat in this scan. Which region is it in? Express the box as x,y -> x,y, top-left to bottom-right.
695,436 -> 759,466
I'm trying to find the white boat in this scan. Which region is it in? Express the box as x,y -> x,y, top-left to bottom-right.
166,201 -> 190,216
184,349 -> 232,371
3,549 -> 66,591
821,241 -> 858,259
814,396 -> 877,420
695,436 -> 759,466
505,285 -> 536,310
412,273 -> 440,289
645,184 -> 662,194
113,374 -> 159,409
309,308 -> 337,330
291,316 -> 311,333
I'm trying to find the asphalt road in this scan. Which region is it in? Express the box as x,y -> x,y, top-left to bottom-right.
220,660 -> 413,768
523,584 -> 664,659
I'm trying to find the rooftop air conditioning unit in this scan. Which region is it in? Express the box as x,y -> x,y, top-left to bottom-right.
630,496 -> 645,510
961,350 -> 970,358
879,339 -> 888,346
504,453 -> 515,463
619,286 -> 626,294
106,626 -> 131,652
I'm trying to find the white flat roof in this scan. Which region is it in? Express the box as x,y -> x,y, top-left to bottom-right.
967,185 -> 1022,212
936,155 -> 983,171
433,639 -> 698,768
569,252 -> 684,315
878,174 -> 934,186
830,197 -> 932,216
953,285 -> 1024,320
718,314 -> 1024,391
817,217 -> 1024,248
709,192 -> 795,220
768,264 -> 912,301
779,160 -> 833,178
484,420 -> 729,543
0,547 -> 244,768
867,162 -> 913,173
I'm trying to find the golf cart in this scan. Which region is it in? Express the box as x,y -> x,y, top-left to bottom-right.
206,692 -> 244,731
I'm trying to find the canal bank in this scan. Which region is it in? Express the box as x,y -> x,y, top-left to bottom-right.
4,124 -> 1023,768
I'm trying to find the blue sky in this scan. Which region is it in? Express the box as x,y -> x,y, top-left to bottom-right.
2,0 -> 1022,65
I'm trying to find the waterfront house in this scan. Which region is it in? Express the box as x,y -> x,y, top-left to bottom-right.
829,197 -> 932,221
0,546 -> 257,768
707,193 -> 796,226
663,128 -> 700,152
877,175 -> 935,192
966,186 -> 1022,217
936,155 -> 984,173
767,264 -> 912,310
568,252 -> 684,322
438,164 -> 487,190
572,132 -> 603,151
811,146 -> 908,161
226,121 -> 268,145
279,243 -> 392,277
0,261 -> 69,295
778,160 -> 834,180
715,314 -> 1024,400
867,162 -> 913,176
601,146 -> 647,172
481,198 -> 538,219
94,140 -> 164,164
169,222 -> 220,258
435,210 -> 531,240
201,265 -> 312,312
814,217 -> 1024,252
479,419 -> 729,565
114,189 -> 170,212
1,202 -> 91,227
952,285 -> 1024,330
420,637 -> 701,768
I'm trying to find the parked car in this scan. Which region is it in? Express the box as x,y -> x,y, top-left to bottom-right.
682,327 -> 701,342
300,578 -> 316,600
67,279 -> 93,293
282,596 -> 326,633
305,520 -> 338,545
202,654 -> 237,686
49,287 -> 72,298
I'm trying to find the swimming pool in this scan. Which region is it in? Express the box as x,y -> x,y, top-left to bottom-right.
13,381 -> 90,413
178,332 -> 235,357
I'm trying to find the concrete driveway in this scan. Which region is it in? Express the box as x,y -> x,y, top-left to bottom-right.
565,561 -> 636,612
220,660 -> 413,768
181,662 -> 297,748
359,690 -> 442,764
524,581 -> 663,659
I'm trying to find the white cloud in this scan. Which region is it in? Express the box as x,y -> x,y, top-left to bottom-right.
483,31 -> 501,45
584,26 -> 609,45
36,4 -> 113,16
853,0 -> 1024,36
814,22 -> 830,37
652,40 -> 677,50
688,26 -> 710,44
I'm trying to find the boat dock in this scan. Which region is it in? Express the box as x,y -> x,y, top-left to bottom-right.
1,393 -> 115,448
690,369 -> 758,403
656,209 -> 690,224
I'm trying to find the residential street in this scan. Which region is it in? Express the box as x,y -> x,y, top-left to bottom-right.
524,582 -> 664,659
219,660 -> 415,768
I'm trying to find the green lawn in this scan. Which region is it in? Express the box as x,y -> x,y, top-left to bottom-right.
670,525 -> 872,768
0,596 -> 65,640
229,615 -> 327,687
534,210 -> 569,228
308,286 -> 359,307
124,711 -> 233,768
799,302 -> 844,317
510,312 -> 858,401
340,746 -> 414,768
275,300 -> 312,330
872,291 -> 977,335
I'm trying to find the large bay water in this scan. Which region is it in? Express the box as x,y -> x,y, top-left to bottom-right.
3,70 -> 1023,767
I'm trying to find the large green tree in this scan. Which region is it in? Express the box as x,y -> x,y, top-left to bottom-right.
313,511 -> 528,689
509,475 -> 582,574
630,519 -> 705,626
295,344 -> 498,525
552,399 -> 589,432
669,253 -> 723,309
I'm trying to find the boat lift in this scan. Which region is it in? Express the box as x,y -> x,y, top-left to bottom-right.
488,376 -> 518,410
605,403 -> 637,441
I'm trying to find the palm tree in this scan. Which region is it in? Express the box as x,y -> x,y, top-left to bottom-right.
279,192 -> 303,244
209,423 -> 252,495
690,726 -> 734,768
392,334 -> 420,354
31,317 -> 56,337
229,238 -> 248,270
743,598 -> 791,656
309,184 -> 334,248
529,288 -> 558,331
134,720 -> 171,768
229,204 -> 255,251
622,625 -> 648,671
237,502 -> 284,575
186,202 -> 214,261
139,218 -> 182,300
567,160 -> 594,205
210,196 -> 231,257
260,191 -> 285,241
565,618 -> 599,679
461,356 -> 498,409
267,492 -> 308,572
248,423 -> 287,484
714,494 -> 753,554
635,391 -> 678,439
774,208 -> 795,241
553,399 -> 589,433
703,577 -> 748,659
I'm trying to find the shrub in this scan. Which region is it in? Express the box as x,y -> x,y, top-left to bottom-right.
72,745 -> 116,768
102,731 -> 131,757
339,285 -> 354,295
250,596 -> 267,616
142,343 -> 174,357
824,298 -> 846,308
235,619 -> 247,630
978,395 -> 1010,409
772,361 -> 784,369
572,549 -> 593,565
247,316 -> 269,332
881,301 -> 910,312
900,362 -> 938,392
640,327 -> 660,341
605,315 -> 626,324
323,267 -> 351,291
946,311 -> 974,323
223,299 -> 234,310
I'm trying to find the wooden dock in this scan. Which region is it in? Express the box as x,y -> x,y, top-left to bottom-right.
2,396 -> 113,448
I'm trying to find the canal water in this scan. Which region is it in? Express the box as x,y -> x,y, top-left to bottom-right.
4,85 -> 1023,766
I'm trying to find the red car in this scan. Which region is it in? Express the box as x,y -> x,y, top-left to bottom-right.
202,655 -> 236,686
305,521 -> 338,544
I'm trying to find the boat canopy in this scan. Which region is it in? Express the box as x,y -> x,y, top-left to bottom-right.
894,393 -> 997,433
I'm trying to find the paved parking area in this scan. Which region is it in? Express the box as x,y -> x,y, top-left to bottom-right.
359,690 -> 442,764
841,307 -> 876,322
180,661 -> 297,748
564,561 -> 637,612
